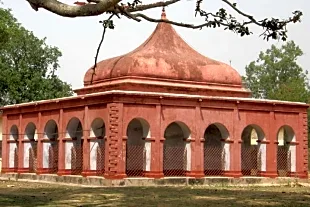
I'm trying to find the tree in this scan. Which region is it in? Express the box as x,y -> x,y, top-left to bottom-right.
243,41 -> 310,146
25,0 -> 302,41
243,41 -> 310,103
0,8 -> 73,106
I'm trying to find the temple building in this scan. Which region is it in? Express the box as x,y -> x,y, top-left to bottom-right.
0,10 -> 308,179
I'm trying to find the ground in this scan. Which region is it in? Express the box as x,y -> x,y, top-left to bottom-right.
0,180 -> 310,207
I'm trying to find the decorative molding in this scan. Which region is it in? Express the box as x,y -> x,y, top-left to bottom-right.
122,136 -> 128,141
142,137 -> 156,142
107,104 -> 120,174
221,138 -> 234,143
7,140 -> 18,143
183,138 -> 195,142
87,136 -> 104,140
287,141 -> 300,145
302,112 -> 308,172
257,140 -> 270,144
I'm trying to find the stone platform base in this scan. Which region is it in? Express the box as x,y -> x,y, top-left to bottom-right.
0,173 -> 308,187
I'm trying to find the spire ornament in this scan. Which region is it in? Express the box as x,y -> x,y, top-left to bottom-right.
161,6 -> 166,19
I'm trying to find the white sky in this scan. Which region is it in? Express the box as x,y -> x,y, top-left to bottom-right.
2,0 -> 310,90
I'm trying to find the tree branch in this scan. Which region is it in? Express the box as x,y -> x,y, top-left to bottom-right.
132,13 -> 230,29
26,0 -> 180,18
122,0 -> 180,13
221,0 -> 259,26
27,0 -> 122,17
25,0 -> 302,41
194,0 -> 302,40
91,14 -> 115,84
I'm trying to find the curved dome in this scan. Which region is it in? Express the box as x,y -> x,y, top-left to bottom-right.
84,11 -> 242,86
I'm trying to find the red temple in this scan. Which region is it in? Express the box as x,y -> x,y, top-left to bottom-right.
1,10 -> 308,179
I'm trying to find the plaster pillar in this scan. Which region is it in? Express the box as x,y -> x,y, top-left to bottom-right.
17,114 -> 27,173
260,111 -> 277,178
36,112 -> 43,174
104,103 -> 126,179
1,114 -> 8,172
188,105 -> 204,178
145,104 -> 164,178
224,107 -> 241,177
57,109 -> 65,175
121,134 -> 127,177
82,106 -> 90,177
157,104 -> 165,178
294,112 -> 308,178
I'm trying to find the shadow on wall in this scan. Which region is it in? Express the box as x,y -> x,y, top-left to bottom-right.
0,115 -> 2,173
309,148 -> 310,172
0,140 -> 2,173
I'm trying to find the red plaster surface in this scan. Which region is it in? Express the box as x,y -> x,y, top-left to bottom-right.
0,11 -> 308,180
83,12 -> 243,93
1,93 -> 308,179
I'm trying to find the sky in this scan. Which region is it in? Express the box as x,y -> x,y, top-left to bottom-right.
2,0 -> 310,90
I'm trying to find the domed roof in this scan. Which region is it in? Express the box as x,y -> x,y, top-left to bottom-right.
83,9 -> 242,87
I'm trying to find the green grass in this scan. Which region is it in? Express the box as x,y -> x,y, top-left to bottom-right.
0,180 -> 310,206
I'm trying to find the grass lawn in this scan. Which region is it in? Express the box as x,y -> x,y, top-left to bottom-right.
0,180 -> 310,207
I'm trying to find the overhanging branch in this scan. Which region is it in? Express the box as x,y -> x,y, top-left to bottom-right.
27,0 -> 122,17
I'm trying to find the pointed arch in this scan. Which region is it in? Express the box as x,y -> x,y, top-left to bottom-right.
89,118 -> 106,175
66,117 -> 83,139
90,118 -> 105,138
24,122 -> 37,140
65,117 -> 83,175
42,120 -> 59,173
8,125 -> 19,170
241,124 -> 266,176
277,125 -> 296,177
9,125 -> 19,140
44,120 -> 59,139
163,121 -> 191,177
204,123 -> 230,176
23,122 -> 37,173
126,118 -> 151,177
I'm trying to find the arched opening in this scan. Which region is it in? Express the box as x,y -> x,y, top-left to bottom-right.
89,118 -> 105,175
204,123 -> 230,176
126,118 -> 151,177
8,125 -> 19,171
163,121 -> 191,177
23,122 -> 37,173
277,125 -> 296,177
9,125 -> 19,140
241,125 -> 266,176
65,117 -> 83,175
43,120 -> 59,173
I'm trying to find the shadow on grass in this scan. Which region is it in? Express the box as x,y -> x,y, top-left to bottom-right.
0,181 -> 310,207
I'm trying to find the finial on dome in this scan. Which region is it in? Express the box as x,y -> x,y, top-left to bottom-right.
161,7 -> 166,19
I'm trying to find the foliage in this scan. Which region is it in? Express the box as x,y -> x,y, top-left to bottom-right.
243,41 -> 310,146
243,41 -> 310,103
0,8 -> 73,106
195,0 -> 302,41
